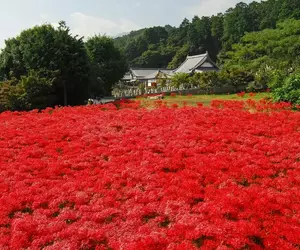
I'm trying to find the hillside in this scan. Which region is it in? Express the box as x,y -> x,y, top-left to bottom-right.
114,0 -> 300,69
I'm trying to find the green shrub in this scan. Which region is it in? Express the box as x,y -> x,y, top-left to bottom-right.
20,70 -> 55,110
0,70 -> 56,112
171,73 -> 190,89
272,74 -> 300,104
0,79 -> 27,112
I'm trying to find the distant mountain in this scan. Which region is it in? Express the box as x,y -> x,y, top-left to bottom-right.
113,32 -> 130,39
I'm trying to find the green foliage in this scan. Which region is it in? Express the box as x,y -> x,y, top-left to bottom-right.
20,70 -> 55,109
224,19 -> 300,72
272,73 -> 300,104
114,28 -> 147,53
0,79 -> 20,112
169,69 -> 255,93
158,78 -> 167,88
0,70 -> 55,111
171,73 -> 190,88
0,22 -> 127,111
115,17 -> 222,69
224,18 -> 300,100
168,45 -> 189,69
114,0 -> 300,69
85,35 -> 128,96
188,72 -> 225,91
222,2 -> 259,52
227,69 -> 255,91
0,21 -> 90,106
193,72 -> 217,91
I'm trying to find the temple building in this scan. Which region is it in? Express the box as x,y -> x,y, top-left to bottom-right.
121,52 -> 219,87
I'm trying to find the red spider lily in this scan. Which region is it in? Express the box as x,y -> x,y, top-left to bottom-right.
0,101 -> 299,249
237,91 -> 246,98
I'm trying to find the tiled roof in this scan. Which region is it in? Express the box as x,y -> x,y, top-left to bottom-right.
122,73 -> 132,80
143,69 -> 174,79
143,71 -> 159,79
131,69 -> 160,78
175,53 -> 208,73
130,68 -> 174,80
160,69 -> 174,75
121,52 -> 218,81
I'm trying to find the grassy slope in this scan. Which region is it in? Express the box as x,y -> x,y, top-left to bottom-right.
138,93 -> 271,107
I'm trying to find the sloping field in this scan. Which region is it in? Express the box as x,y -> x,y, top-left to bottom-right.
0,101 -> 299,249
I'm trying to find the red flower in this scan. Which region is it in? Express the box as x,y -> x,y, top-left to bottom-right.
0,101 -> 299,248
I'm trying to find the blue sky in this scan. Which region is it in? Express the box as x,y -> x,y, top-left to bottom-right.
0,0 -> 256,48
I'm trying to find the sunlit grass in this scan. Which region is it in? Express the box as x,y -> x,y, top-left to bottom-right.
137,92 -> 271,107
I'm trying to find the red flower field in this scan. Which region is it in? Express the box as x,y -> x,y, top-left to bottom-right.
0,101 -> 299,249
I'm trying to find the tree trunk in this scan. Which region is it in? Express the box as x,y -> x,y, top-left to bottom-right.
63,81 -> 68,106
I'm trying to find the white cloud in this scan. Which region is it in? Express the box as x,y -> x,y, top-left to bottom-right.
186,0 -> 258,17
69,12 -> 141,39
40,13 -> 49,20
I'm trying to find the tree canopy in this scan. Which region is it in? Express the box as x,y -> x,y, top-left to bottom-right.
224,19 -> 300,72
0,23 -> 126,111
114,0 -> 300,68
0,21 -> 90,107
85,35 -> 127,96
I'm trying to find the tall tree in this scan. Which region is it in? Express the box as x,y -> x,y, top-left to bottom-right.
280,0 -> 300,20
211,13 -> 224,55
259,0 -> 282,29
224,19 -> 300,72
85,35 -> 128,96
0,21 -> 90,106
223,3 -> 251,50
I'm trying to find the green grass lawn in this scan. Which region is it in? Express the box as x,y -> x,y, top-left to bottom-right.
138,92 -> 271,107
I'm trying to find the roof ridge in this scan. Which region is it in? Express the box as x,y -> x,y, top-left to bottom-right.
187,53 -> 207,59
131,68 -> 160,70
131,68 -> 172,70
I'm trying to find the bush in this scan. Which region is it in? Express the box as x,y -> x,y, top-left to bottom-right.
0,79 -> 27,112
247,69 -> 270,92
171,73 -> 190,89
20,70 -> 55,110
0,83 -> 11,112
227,69 -> 255,92
167,69 -> 256,94
196,69 -> 254,92
272,73 -> 300,104
0,71 -> 56,112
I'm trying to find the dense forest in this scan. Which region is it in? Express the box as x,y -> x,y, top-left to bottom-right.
114,0 -> 300,69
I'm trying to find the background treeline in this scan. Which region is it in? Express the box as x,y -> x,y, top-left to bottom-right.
0,21 -> 127,112
114,0 -> 300,69
114,0 -> 300,104
165,18 -> 300,104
